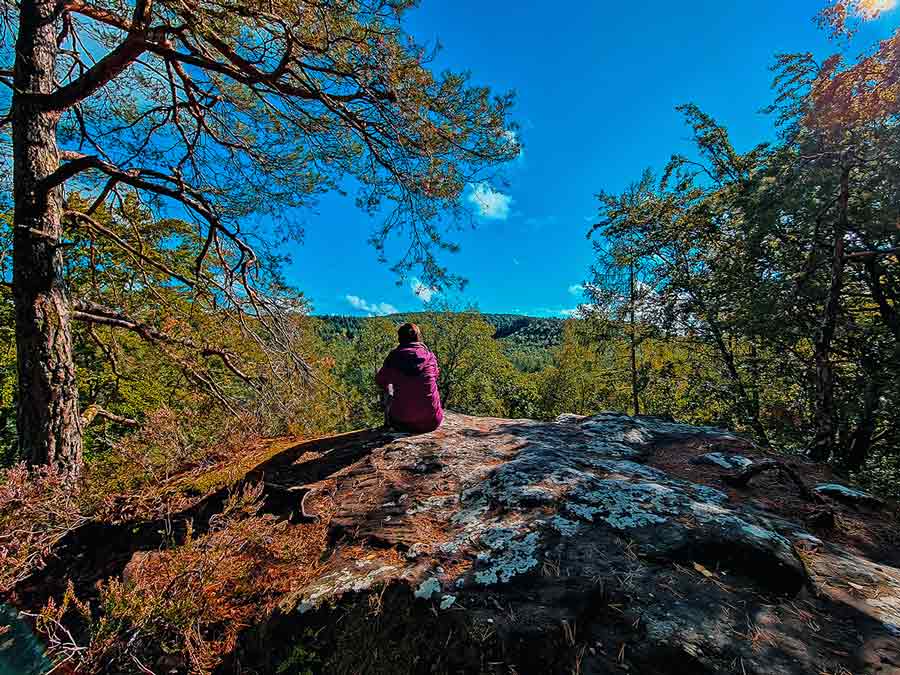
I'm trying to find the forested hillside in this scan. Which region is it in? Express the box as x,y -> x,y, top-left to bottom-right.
318,313 -> 564,346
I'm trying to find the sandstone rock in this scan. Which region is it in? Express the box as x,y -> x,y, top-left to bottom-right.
230,412 -> 899,675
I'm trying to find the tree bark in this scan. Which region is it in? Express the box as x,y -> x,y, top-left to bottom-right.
11,0 -> 83,473
809,164 -> 849,462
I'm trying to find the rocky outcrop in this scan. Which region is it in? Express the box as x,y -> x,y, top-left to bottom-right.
229,412 -> 900,675
8,412 -> 898,675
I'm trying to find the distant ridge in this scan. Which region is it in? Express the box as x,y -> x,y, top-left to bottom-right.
315,312 -> 566,348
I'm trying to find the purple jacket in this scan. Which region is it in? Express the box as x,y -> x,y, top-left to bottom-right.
376,342 -> 444,433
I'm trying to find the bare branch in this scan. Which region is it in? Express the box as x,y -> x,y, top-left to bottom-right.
844,246 -> 900,261
81,404 -> 138,427
64,209 -> 196,288
25,33 -> 152,112
71,298 -> 254,384
724,460 -> 825,504
64,0 -> 132,31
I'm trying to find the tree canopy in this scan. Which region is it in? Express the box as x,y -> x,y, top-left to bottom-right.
0,0 -> 517,473
586,27 -> 900,470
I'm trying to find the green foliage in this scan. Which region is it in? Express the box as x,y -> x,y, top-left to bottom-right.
318,313 -> 565,352
586,88 -> 900,488
330,317 -> 398,428
854,450 -> 900,500
0,288 -> 16,465
418,312 -> 510,415
1,0 -> 895,498
503,345 -> 554,373
484,314 -> 565,348
329,311 -> 545,421
0,198 -> 347,498
537,320 -> 613,418
2,0 -> 520,475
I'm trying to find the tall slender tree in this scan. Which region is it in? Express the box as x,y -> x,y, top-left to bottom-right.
584,247 -> 652,417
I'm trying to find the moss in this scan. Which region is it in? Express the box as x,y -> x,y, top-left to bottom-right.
172,427 -> 370,499
166,437 -> 300,497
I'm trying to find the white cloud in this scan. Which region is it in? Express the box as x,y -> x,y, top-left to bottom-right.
568,283 -> 585,296
530,306 -> 581,318
410,278 -> 437,303
345,294 -> 397,316
467,182 -> 512,220
512,257 -> 521,266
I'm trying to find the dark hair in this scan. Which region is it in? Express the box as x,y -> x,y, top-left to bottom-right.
398,322 -> 422,345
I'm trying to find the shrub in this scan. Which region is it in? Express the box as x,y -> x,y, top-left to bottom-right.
37,483 -> 325,674
0,463 -> 85,593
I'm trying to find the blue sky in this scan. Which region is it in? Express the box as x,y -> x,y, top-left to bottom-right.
293,0 -> 898,318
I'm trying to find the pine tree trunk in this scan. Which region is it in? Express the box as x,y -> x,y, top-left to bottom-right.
809,165 -> 849,462
809,348 -> 837,461
11,0 -> 83,473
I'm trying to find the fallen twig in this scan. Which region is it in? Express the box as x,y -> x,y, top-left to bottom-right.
723,460 -> 825,504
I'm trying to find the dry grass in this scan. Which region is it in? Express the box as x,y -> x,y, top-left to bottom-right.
0,463 -> 87,593
34,482 -> 332,675
0,421 -> 313,596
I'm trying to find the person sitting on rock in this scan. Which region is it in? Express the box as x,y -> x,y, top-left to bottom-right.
376,323 -> 444,433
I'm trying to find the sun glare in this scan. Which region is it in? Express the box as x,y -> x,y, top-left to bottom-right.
854,0 -> 898,19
